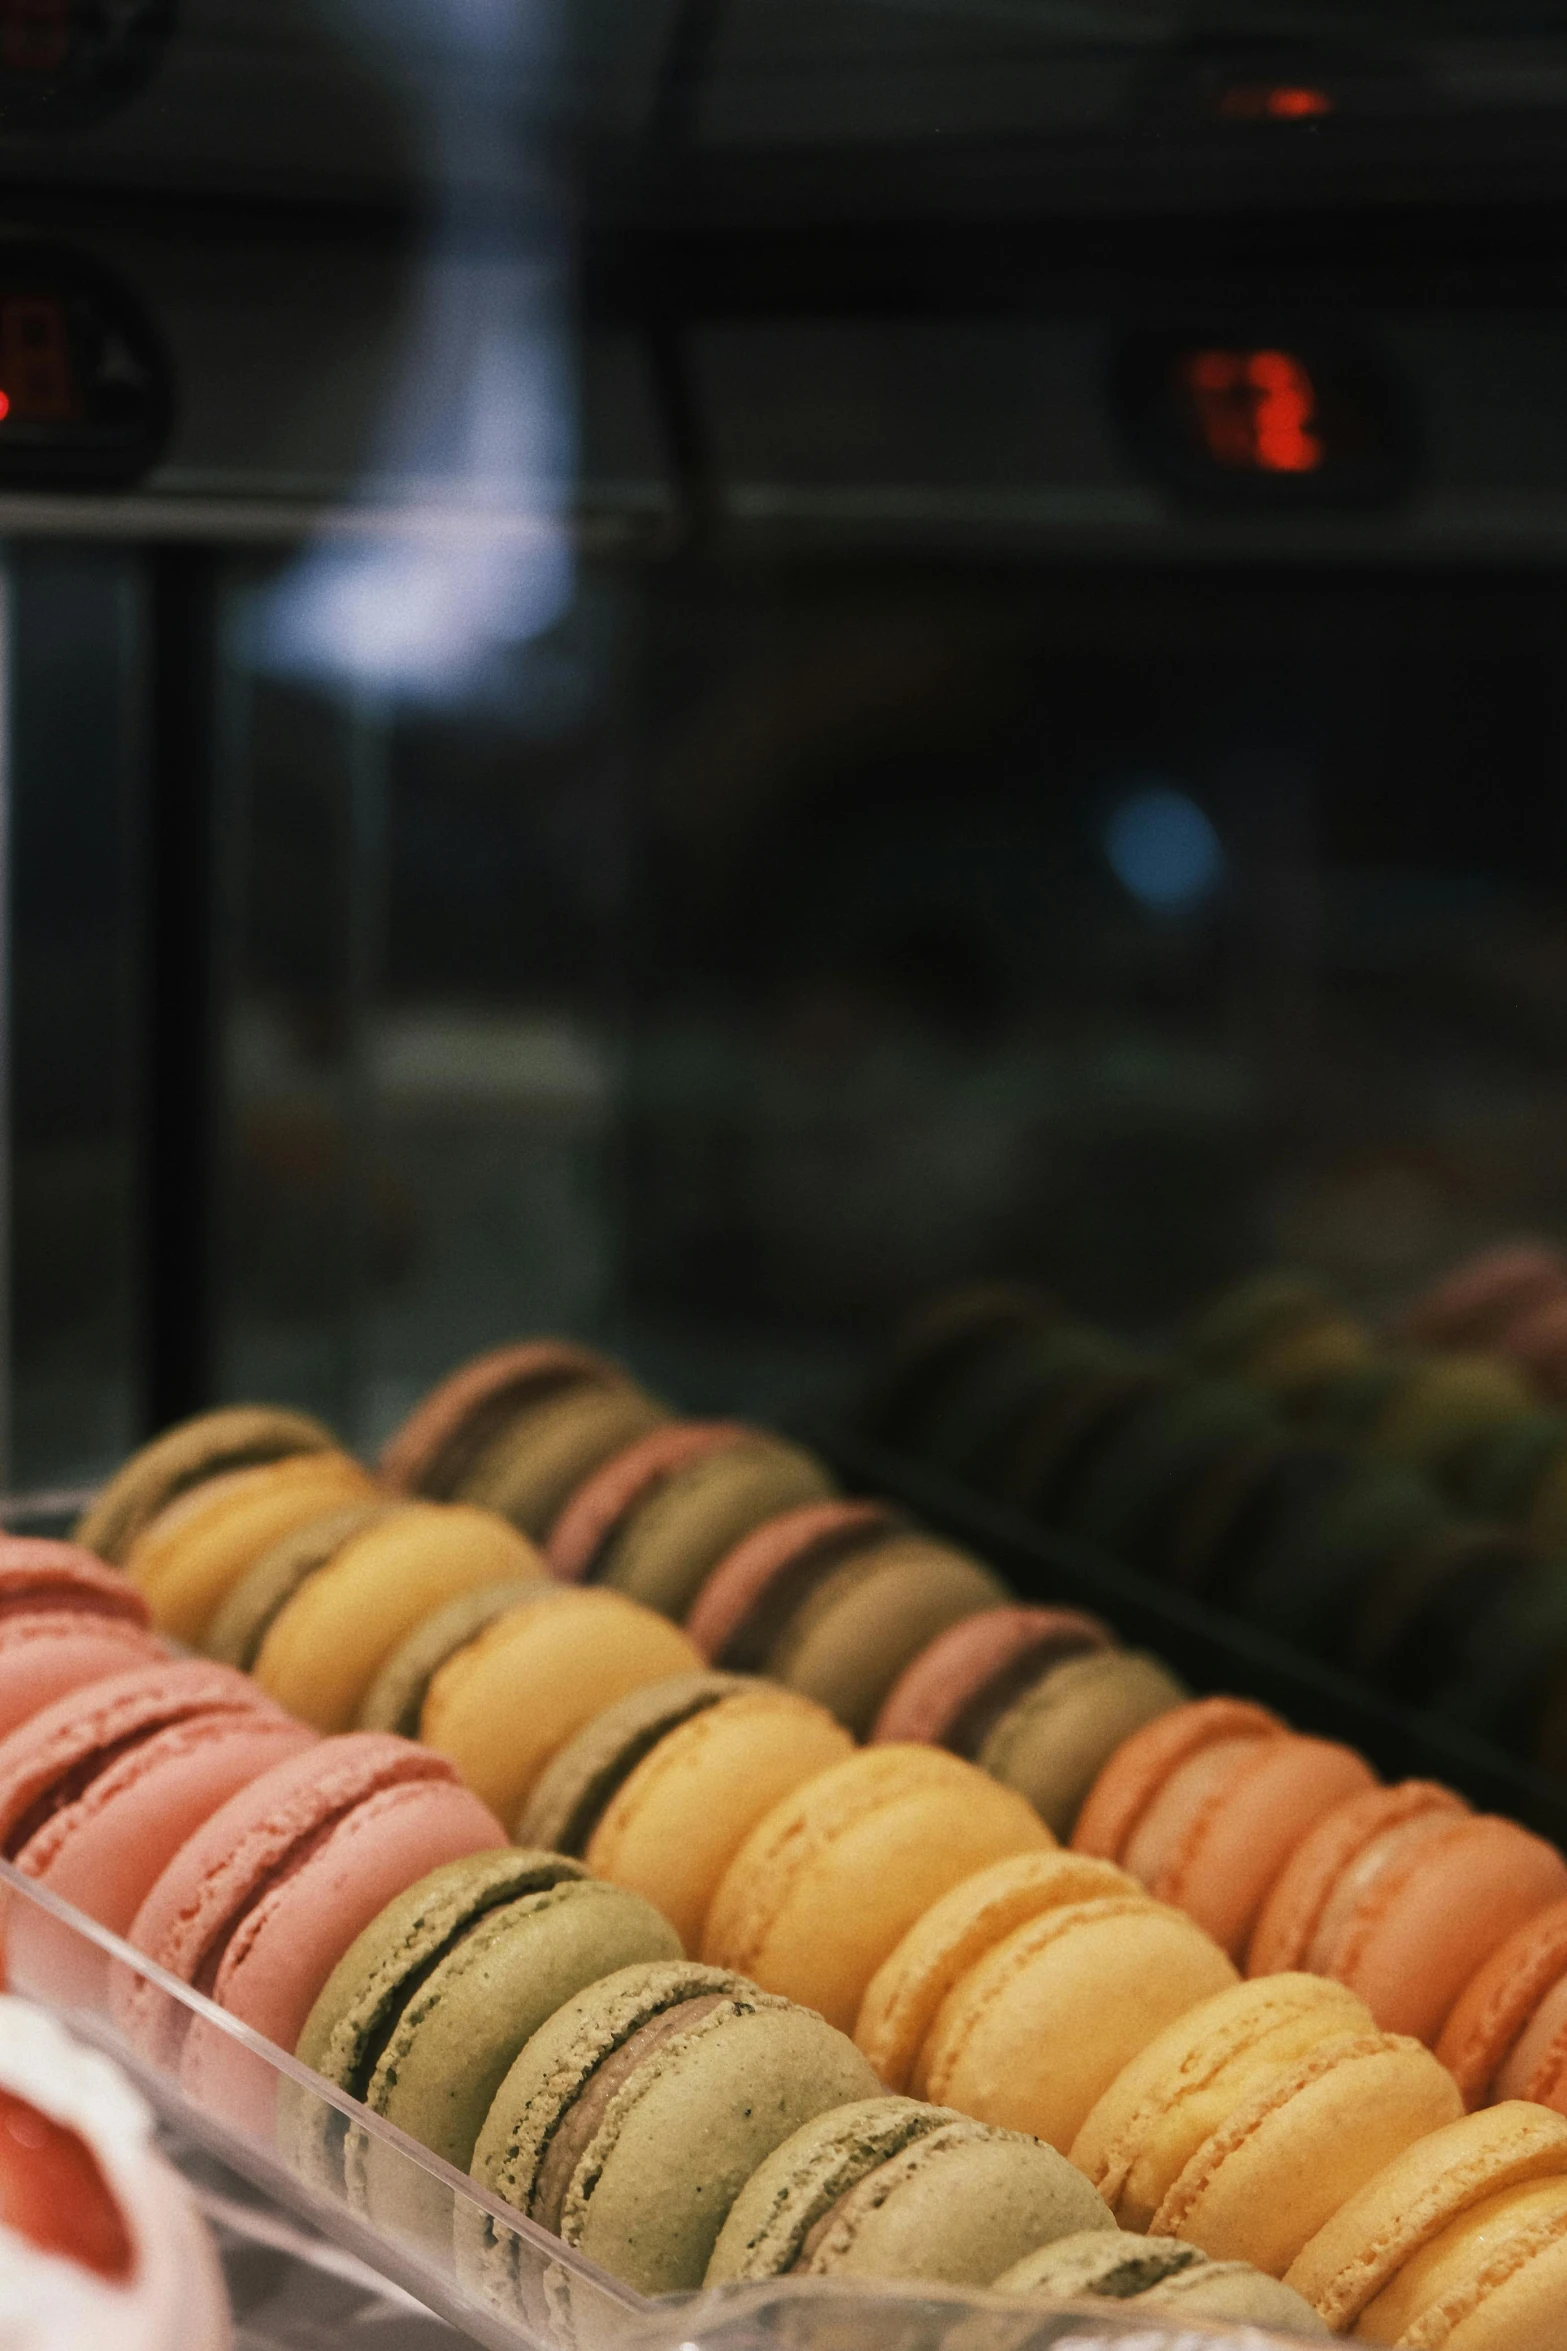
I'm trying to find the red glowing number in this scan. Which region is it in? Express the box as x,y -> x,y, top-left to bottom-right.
1181,349 -> 1324,475
0,295 -> 78,424
0,0 -> 69,74
0,2088 -> 135,2282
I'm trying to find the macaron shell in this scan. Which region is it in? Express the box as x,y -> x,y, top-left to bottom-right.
1151,2030 -> 1463,2277
979,1649 -> 1189,1839
1147,1734 -> 1378,1962
77,1403 -> 338,1564
0,1614 -> 169,1742
854,1849 -> 1144,2094
461,1382 -> 670,1539
377,1340 -> 626,1498
1283,2102 -> 1567,2332
418,1586 -> 702,1824
0,1539 -> 152,1619
765,1536 -> 1007,1736
686,1501 -> 899,1667
252,1503 -> 546,1731
1248,1780 -> 1470,1979
599,1439 -> 837,1621
701,1745 -> 1051,2033
796,2119 -> 1116,2288
1355,2177 -> 1567,2349
869,1604 -> 1113,1749
583,1687 -> 854,1954
1438,1903 -> 1567,2109
546,1422 -> 760,1583
516,1670 -> 751,1855
705,2096 -> 954,2281
354,1578 -> 545,1736
202,1502 -> 402,1671
1070,1695 -> 1285,1865
913,1896 -> 1239,2153
1070,1974 -> 1377,2231
125,1452 -> 378,1645
1326,1816 -> 1567,2043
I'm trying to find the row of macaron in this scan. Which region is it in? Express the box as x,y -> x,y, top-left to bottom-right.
865,1282 -> 1567,1770
8,1538 -> 1567,2338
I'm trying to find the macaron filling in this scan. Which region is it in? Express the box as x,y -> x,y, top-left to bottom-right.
530,1991 -> 732,2231
785,2124 -> 948,2272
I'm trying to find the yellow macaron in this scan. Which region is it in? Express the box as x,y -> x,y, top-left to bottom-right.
701,1745 -> 1052,2036
251,1502 -> 546,1732
124,1449 -> 378,1646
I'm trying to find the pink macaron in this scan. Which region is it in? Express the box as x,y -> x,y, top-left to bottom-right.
0,1660 -> 313,2006
0,1540 -> 167,1742
120,1732 -> 507,2134
870,1603 -> 1114,1749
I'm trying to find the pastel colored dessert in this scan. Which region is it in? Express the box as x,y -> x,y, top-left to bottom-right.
416,1585 -> 703,1826
545,1421 -> 836,1619
0,1659 -> 314,2003
515,1672 -> 853,1952
992,2229 -> 1328,2332
976,1648 -> 1189,1839
1225,1458 -> 1447,1657
1367,1353 -> 1536,1478
121,1448 -> 380,1647
244,1502 -> 545,1732
686,1502 -> 1009,1737
291,1849 -> 680,2235
0,1995 -> 231,2351
1438,1898 -> 1567,2113
76,1402 -> 338,1567
869,1603 -> 1113,1749
466,1958 -> 881,2294
0,1540 -> 167,1740
120,1731 -> 506,2129
705,2095 -> 1114,2288
378,1338 -> 638,1496
1285,2100 -> 1567,2339
202,1501 -> 400,1671
1188,1271 -> 1348,1375
855,1849 -> 1149,2093
1072,1696 -> 1377,1960
899,1890 -> 1239,2154
1398,1244 -> 1567,1351
701,1744 -> 1053,2033
1346,1523 -> 1542,1704
1247,1777 -> 1567,2042
354,1577 -> 545,1734
1072,1974 -> 1462,2276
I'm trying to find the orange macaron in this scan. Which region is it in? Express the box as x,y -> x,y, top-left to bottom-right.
1438,1898 -> 1567,2113
1071,1697 -> 1376,1962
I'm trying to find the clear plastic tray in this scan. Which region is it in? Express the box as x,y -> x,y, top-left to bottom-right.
0,1860 -> 1320,2351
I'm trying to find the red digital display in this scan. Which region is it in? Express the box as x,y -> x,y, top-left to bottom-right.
0,0 -> 69,75
1216,83 -> 1333,122
1178,349 -> 1324,476
0,294 -> 78,423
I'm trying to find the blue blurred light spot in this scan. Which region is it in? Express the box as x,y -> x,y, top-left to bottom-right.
1104,784 -> 1225,913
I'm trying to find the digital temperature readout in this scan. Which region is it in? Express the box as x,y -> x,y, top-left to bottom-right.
1113,328 -> 1413,513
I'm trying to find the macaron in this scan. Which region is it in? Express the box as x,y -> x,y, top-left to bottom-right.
353,1578 -> 545,1736
1188,1271 -> 1345,1374
1398,1243 -> 1567,1350
77,1403 -> 339,1566
122,1450 -> 380,1647
1367,1352 -> 1536,1479
992,2230 -> 1328,2333
417,1585 -> 703,1826
1247,1778 -> 1567,2042
684,1499 -> 902,1665
1058,1377 -> 1276,1569
377,1339 -> 638,1500
1285,2100 -> 1567,2337
976,1648 -> 1189,1840
1071,1973 -> 1382,2230
1438,1898 -> 1567,2112
466,1958 -> 882,2294
0,1660 -> 314,1999
1072,1696 -> 1377,1961
701,1745 -> 1052,2033
458,1380 -> 670,1540
869,1604 -> 1113,1751
291,1849 -> 681,2236
247,1502 -> 546,1733
855,1847 -> 1166,2095
1226,1459 -> 1447,1656
547,1422 -> 835,1620
120,1732 -> 507,2129
907,1894 -> 1240,2154
202,1502 -> 401,1673
0,1541 -> 167,1740
705,2095 -> 1114,2288
1116,2027 -> 1462,2277
516,1673 -> 853,1953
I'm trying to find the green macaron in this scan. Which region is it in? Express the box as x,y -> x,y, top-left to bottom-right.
599,1437 -> 836,1621
355,1578 -> 548,1735
977,1647 -> 1188,1838
993,2229 -> 1329,2332
463,1959 -> 880,2298
517,1671 -> 751,1855
289,1849 -> 680,2241
705,2095 -> 1113,2287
